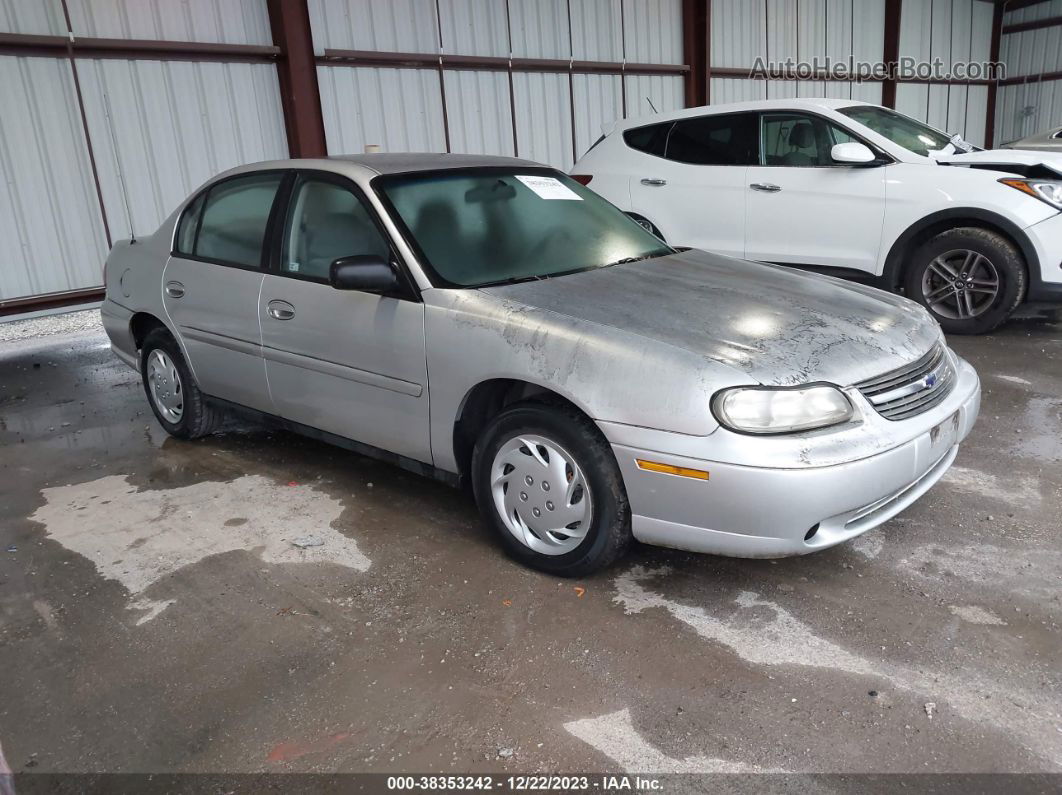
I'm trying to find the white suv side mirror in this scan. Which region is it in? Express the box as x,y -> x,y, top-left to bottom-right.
831,142 -> 877,164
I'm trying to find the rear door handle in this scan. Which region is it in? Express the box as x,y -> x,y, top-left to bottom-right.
164,281 -> 185,298
267,300 -> 295,321
640,178 -> 667,186
750,182 -> 782,193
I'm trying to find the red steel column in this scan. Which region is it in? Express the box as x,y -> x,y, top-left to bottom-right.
682,0 -> 709,107
267,0 -> 327,157
985,1 -> 1005,148
882,0 -> 902,109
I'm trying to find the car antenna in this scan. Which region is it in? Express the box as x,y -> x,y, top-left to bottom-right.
646,97 -> 658,114
102,90 -> 136,244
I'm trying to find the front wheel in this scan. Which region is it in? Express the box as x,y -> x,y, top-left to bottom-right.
471,402 -> 631,576
905,227 -> 1025,335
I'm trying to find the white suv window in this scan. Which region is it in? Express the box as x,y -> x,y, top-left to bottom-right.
665,113 -> 758,165
761,113 -> 860,167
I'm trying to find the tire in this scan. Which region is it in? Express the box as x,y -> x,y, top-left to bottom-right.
904,227 -> 1026,335
626,213 -> 665,242
140,327 -> 221,439
471,402 -> 631,576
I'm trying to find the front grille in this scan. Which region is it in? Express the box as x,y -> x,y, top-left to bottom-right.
856,343 -> 955,421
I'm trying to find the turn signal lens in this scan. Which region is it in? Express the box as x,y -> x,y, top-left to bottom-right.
712,385 -> 854,434
636,460 -> 709,480
999,177 -> 1062,210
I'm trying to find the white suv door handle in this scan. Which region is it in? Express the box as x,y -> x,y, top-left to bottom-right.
750,182 -> 782,193
267,300 -> 295,321
640,178 -> 667,186
164,281 -> 185,298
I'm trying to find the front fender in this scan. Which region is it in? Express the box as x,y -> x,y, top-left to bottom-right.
424,289 -> 748,473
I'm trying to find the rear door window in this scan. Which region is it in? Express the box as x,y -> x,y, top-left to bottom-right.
665,113 -> 758,165
194,172 -> 284,268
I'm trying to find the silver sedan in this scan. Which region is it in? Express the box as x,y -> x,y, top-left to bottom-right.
1001,126 -> 1062,153
101,154 -> 980,575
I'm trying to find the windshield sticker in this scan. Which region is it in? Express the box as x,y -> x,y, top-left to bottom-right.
515,175 -> 583,201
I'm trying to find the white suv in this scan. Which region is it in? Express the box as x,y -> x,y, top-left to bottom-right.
571,98 -> 1062,334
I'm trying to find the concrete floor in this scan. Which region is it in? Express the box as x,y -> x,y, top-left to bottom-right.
0,308 -> 1059,776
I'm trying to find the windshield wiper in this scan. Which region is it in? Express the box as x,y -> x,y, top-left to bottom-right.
477,273 -> 546,287
603,248 -> 673,268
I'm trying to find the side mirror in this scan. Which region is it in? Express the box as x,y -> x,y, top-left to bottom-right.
329,255 -> 398,293
831,142 -> 877,165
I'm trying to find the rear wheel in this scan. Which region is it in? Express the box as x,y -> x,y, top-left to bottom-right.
905,227 -> 1025,335
471,402 -> 631,576
140,328 -> 221,439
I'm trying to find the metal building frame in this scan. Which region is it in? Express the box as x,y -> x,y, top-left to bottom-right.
1,0 -> 697,315
0,0 -> 1014,315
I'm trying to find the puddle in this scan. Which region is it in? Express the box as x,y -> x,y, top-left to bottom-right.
29,474 -> 370,624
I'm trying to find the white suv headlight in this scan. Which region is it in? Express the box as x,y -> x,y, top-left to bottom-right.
712,385 -> 854,434
999,177 -> 1062,210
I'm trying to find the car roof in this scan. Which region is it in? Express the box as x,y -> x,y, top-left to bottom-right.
218,152 -> 543,180
330,152 -> 543,174
614,97 -> 872,132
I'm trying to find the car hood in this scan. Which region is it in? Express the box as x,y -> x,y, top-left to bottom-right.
933,148 -> 1062,175
479,249 -> 941,387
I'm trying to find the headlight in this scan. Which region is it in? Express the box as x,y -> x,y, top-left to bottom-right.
711,385 -> 854,434
999,178 -> 1062,210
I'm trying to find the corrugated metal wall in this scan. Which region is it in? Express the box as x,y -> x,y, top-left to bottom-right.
0,55 -> 108,300
309,0 -> 684,170
707,0 -> 992,146
0,0 -> 287,303
76,59 -> 287,241
709,0 -> 885,107
0,0 -> 65,34
896,0 -> 992,147
65,0 -> 272,44
996,1 -> 1062,146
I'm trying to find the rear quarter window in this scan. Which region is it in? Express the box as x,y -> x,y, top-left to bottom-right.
174,192 -> 205,255
623,122 -> 673,157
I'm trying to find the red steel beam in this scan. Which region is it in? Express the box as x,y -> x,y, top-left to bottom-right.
985,1 -> 1005,148
318,49 -> 689,76
1003,14 -> 1062,34
1003,0 -> 1053,13
0,287 -> 104,317
882,0 -> 902,108
682,0 -> 709,108
0,32 -> 278,62
267,0 -> 328,158
708,65 -> 991,86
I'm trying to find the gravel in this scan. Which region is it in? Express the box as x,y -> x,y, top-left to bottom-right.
0,310 -> 102,343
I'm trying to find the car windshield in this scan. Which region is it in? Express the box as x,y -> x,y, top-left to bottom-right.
838,105 -> 955,157
374,168 -> 672,287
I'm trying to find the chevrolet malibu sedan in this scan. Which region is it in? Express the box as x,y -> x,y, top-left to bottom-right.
101,154 -> 980,575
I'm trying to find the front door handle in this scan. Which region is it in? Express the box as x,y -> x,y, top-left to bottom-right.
164,281 -> 185,298
750,182 -> 782,193
267,300 -> 295,321
640,178 -> 667,186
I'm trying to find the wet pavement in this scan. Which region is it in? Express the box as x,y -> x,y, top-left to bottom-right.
0,307 -> 1060,777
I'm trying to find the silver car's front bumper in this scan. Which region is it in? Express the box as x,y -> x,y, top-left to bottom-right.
601,355 -> 981,558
